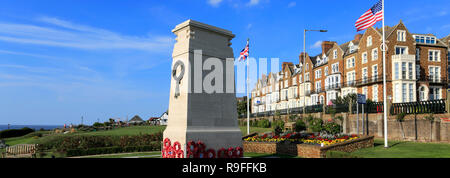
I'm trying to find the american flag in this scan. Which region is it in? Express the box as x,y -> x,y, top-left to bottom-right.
355,0 -> 383,32
238,40 -> 249,61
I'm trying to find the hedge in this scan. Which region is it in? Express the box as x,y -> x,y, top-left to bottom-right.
0,127 -> 34,139
37,132 -> 163,152
66,142 -> 161,157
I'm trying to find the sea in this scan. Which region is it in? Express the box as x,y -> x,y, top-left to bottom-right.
0,125 -> 62,131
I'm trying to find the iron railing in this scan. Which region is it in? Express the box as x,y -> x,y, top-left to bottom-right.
390,99 -> 446,115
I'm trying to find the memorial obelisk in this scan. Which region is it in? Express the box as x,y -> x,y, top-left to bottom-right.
163,20 -> 243,158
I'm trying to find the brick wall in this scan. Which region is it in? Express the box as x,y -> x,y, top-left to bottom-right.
243,136 -> 374,158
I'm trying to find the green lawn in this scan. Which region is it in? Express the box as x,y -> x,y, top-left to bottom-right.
78,151 -> 162,158
74,126 -> 166,136
330,139 -> 450,158
240,127 -> 273,136
2,126 -> 166,147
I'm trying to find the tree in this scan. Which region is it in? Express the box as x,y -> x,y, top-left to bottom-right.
93,122 -> 104,128
396,113 -> 407,140
424,114 -> 435,141
237,98 -> 251,116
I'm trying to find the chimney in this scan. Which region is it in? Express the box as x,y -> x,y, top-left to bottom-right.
299,52 -> 309,64
354,34 -> 363,42
321,41 -> 335,55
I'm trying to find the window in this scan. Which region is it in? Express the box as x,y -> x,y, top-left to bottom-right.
430,87 -> 441,100
362,68 -> 368,83
429,66 -> 441,82
397,30 -> 406,42
402,62 -> 407,79
306,63 -> 309,71
409,84 -> 414,102
333,50 -> 338,59
408,62 -> 413,80
416,65 -> 421,80
315,81 -> 322,92
394,62 -> 399,80
347,71 -> 355,86
367,36 -> 373,47
416,48 -> 420,61
332,63 -> 339,73
402,84 -> 407,102
325,67 -> 329,76
396,46 -> 407,55
347,57 -> 355,68
305,73 -> 310,82
363,87 -> 368,97
428,50 -> 440,62
373,85 -> 378,102
315,70 -> 322,79
394,83 -> 400,103
372,48 -> 378,60
362,52 -> 368,64
372,65 -> 378,81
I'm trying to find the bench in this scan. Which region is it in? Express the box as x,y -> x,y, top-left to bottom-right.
2,144 -> 37,158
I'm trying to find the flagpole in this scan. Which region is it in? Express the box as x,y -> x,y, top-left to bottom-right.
382,0 -> 389,148
247,39 -> 250,135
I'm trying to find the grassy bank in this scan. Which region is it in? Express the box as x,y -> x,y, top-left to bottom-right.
328,139 -> 450,158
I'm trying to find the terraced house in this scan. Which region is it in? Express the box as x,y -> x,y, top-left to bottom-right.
251,20 -> 449,114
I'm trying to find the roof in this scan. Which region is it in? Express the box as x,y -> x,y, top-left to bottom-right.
129,115 -> 144,122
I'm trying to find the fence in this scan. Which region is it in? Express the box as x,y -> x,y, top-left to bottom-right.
390,99 -> 446,115
241,100 -> 447,118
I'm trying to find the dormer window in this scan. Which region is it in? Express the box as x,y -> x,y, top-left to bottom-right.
367,36 -> 373,47
333,50 -> 338,59
414,35 -> 436,44
397,30 -> 406,42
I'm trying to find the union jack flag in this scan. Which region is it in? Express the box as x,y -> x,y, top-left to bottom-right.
355,0 -> 383,32
238,40 -> 249,62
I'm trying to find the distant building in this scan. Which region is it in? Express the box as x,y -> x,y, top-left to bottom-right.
148,117 -> 160,125
129,115 -> 145,124
160,111 -> 169,126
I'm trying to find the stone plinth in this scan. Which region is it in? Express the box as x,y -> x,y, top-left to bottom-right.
163,20 -> 243,153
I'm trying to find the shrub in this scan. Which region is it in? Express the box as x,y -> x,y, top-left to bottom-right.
272,120 -> 284,130
0,127 -> 35,139
65,143 -> 161,157
257,120 -> 271,128
273,126 -> 283,136
396,113 -> 407,122
294,120 -> 306,132
323,122 -> 341,135
309,118 -> 324,133
37,132 -> 163,152
93,122 -> 105,128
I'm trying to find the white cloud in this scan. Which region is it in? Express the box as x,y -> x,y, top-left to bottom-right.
248,0 -> 261,6
0,17 -> 174,52
247,23 -> 253,29
311,41 -> 323,49
208,0 -> 223,7
288,2 -> 296,8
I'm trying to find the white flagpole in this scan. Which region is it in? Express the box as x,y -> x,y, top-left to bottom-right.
246,39 -> 250,135
382,0 -> 389,148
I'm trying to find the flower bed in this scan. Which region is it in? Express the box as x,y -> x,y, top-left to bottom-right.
244,132 -> 359,147
243,135 -> 374,158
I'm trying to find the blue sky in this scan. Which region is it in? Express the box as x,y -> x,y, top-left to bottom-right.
0,0 -> 449,125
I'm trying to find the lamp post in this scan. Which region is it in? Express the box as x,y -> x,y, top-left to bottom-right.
303,29 -> 328,114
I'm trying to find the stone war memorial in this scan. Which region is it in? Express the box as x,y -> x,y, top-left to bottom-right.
162,20 -> 243,158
